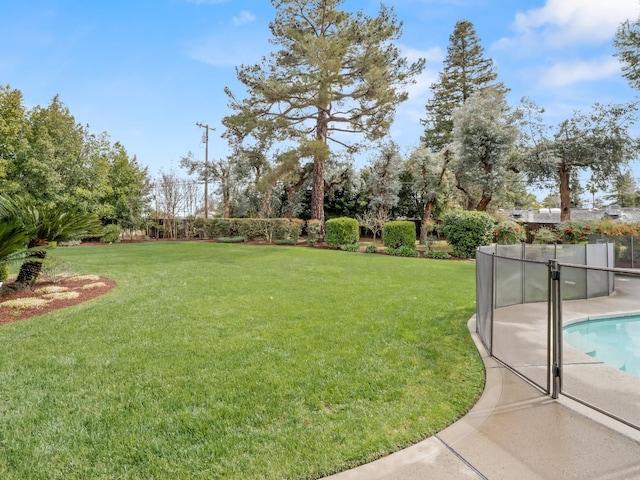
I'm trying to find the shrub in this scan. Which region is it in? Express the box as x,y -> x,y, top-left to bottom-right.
280,219 -> 304,243
533,227 -> 558,244
306,220 -> 322,246
425,250 -> 451,259
100,224 -> 122,243
557,220 -> 590,244
494,220 -> 525,245
206,218 -> 232,238
341,243 -> 360,252
41,258 -> 74,283
383,245 -> 418,257
383,221 -> 416,249
395,245 -> 419,257
274,239 -> 296,245
441,211 -> 494,259
365,244 -> 378,254
325,217 -> 359,249
217,236 -> 246,243
59,240 -> 82,247
592,219 -> 638,236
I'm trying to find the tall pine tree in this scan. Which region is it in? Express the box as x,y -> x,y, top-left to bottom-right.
422,20 -> 507,152
223,0 -> 424,224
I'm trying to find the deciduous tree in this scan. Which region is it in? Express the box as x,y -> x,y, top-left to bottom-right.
365,142 -> 403,219
518,100 -> 639,220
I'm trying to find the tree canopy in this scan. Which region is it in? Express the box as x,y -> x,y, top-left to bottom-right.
517,100 -> 640,220
0,85 -> 149,229
451,86 -> 518,211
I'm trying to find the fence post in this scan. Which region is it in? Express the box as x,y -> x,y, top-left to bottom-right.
490,252 -> 496,355
549,259 -> 562,399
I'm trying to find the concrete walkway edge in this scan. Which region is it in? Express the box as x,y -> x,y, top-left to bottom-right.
324,316 -> 640,479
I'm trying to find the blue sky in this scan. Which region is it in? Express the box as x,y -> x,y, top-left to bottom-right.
2,0 -> 639,200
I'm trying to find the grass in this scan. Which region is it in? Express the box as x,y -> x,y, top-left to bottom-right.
0,242 -> 483,479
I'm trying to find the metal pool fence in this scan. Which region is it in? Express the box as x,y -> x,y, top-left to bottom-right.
476,243 -> 640,430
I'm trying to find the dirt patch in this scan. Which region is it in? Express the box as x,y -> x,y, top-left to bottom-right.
0,276 -> 116,326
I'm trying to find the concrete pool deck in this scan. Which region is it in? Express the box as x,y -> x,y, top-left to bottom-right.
324,315 -> 640,479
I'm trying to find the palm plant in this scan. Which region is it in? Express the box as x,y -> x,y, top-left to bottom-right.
0,196 -> 104,291
0,220 -> 31,282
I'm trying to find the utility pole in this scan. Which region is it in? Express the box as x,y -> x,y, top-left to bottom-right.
196,122 -> 215,218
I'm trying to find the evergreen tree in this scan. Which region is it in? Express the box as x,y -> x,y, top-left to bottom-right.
422,20 -> 508,152
451,86 -> 518,211
606,170 -> 639,207
223,0 -> 424,224
614,16 -> 640,90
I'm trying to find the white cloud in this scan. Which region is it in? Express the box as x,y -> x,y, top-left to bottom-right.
233,10 -> 256,27
511,0 -> 639,47
399,45 -> 443,101
535,56 -> 621,88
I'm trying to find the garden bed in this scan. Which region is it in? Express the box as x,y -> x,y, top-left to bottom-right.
0,275 -> 116,325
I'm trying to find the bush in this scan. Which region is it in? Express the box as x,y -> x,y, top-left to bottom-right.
383,221 -> 416,249
382,245 -> 419,257
325,217 -> 359,249
395,245 -> 419,257
306,220 -> 322,246
442,211 -> 494,259
533,227 -> 558,244
59,240 -> 82,247
203,218 -> 305,243
494,220 -> 525,245
425,250 -> 451,259
100,224 -> 122,243
217,236 -> 246,243
279,219 -> 304,243
40,258 -> 74,283
341,244 -> 360,252
274,239 -> 296,245
592,220 -> 638,236
556,220 -> 591,244
365,244 -> 378,254
205,218 -> 232,238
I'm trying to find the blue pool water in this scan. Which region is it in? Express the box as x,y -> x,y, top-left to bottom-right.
564,316 -> 640,379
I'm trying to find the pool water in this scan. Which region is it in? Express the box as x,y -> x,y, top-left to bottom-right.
564,315 -> 640,379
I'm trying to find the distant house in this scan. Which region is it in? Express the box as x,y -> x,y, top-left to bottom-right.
506,206 -> 640,242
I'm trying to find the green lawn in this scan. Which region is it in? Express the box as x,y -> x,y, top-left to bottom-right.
0,242 -> 483,479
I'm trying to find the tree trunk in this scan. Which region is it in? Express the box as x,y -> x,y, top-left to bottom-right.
310,156 -> 325,223
310,109 -> 329,225
0,250 -> 48,296
420,200 -> 435,242
476,193 -> 492,211
559,162 -> 571,221
223,189 -> 231,218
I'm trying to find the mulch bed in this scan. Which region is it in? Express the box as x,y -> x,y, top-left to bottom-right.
0,276 -> 116,326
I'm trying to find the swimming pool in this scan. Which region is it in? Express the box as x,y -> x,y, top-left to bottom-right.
564,315 -> 640,379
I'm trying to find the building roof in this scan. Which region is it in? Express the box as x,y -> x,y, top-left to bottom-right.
505,206 -> 640,225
